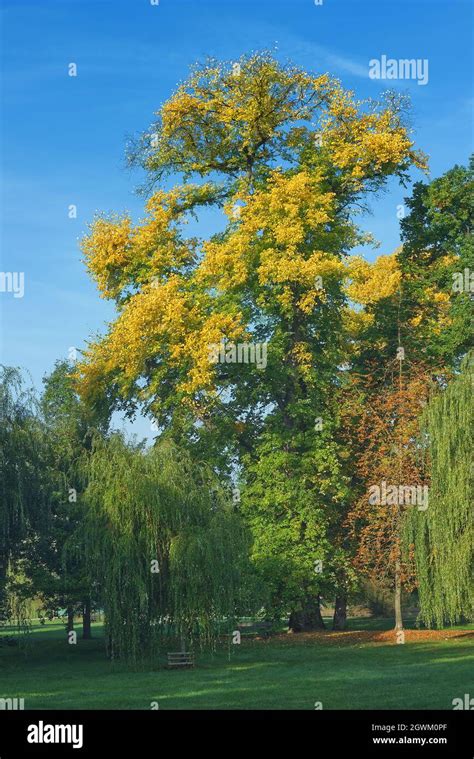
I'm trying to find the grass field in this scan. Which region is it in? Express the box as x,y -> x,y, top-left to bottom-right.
1,618 -> 472,710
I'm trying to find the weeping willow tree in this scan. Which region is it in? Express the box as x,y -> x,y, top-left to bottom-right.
0,366 -> 47,620
80,434 -> 249,663
407,352 -> 473,627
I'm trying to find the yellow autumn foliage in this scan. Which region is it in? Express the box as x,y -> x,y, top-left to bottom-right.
82,190 -> 196,300
345,254 -> 402,305
76,54 -> 428,414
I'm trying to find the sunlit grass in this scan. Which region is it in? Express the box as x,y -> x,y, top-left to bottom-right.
0,619 -> 472,710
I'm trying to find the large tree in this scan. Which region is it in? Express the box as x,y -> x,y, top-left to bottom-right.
25,360 -> 110,637
76,53 -> 425,630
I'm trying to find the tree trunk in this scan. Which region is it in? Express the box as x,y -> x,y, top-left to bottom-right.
332,594 -> 347,631
106,631 -> 114,660
394,559 -> 403,630
66,606 -> 74,633
289,595 -> 326,632
82,597 -> 92,639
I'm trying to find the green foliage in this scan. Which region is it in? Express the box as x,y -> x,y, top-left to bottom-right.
407,353 -> 473,626
240,424 -> 356,621
81,435 -> 249,663
399,157 -> 474,367
24,361 -> 109,623
0,367 -> 47,616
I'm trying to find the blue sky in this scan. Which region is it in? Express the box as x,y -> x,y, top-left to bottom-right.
0,0 -> 472,438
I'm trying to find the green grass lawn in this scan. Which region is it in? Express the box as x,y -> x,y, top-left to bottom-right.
0,619 -> 472,710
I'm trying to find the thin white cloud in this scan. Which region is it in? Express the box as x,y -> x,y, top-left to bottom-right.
245,25 -> 370,80
324,52 -> 369,79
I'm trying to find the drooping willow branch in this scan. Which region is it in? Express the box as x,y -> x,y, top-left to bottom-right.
77,434 -> 248,663
406,352 -> 473,627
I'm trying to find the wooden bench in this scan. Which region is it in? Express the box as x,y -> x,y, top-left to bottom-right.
167,651 -> 194,669
253,621 -> 273,639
